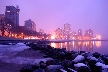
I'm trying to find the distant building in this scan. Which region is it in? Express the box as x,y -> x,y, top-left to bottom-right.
64,23 -> 71,32
0,14 -> 5,18
55,28 -> 63,39
85,29 -> 93,39
39,29 -> 44,34
64,23 -> 71,39
0,14 -> 5,25
64,23 -> 71,34
89,29 -> 93,38
85,30 -> 89,36
5,5 -> 20,26
24,19 -> 36,31
78,29 -> 82,36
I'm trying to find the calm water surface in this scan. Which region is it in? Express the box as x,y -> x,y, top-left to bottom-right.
50,41 -> 108,54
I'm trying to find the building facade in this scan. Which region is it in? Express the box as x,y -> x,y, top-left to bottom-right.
0,14 -> 5,18
78,29 -> 82,36
55,28 -> 63,39
24,19 -> 36,31
64,23 -> 71,39
39,29 -> 44,34
85,29 -> 93,39
5,5 -> 20,26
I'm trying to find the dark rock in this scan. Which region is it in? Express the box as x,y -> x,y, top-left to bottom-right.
67,68 -> 77,72
73,55 -> 85,63
69,53 -> 78,60
76,66 -> 91,72
61,60 -> 75,69
32,64 -> 40,70
43,55 -> 49,58
33,68 -> 45,72
102,56 -> 108,65
82,52 -> 92,58
20,65 -> 34,72
59,52 -> 66,60
88,60 -> 97,72
92,52 -> 101,58
46,59 -> 57,66
45,65 -> 64,72
74,63 -> 91,72
79,51 -> 86,54
59,69 -> 67,72
61,48 -> 66,52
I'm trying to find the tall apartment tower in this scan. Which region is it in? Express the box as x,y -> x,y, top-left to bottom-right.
24,19 -> 36,31
78,29 -> 82,36
5,5 -> 20,26
64,23 -> 71,35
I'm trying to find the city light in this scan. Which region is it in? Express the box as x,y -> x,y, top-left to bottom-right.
51,43 -> 56,48
7,11 -> 10,12
12,34 -> 14,37
95,41 -> 101,47
51,35 -> 55,39
95,35 -> 101,40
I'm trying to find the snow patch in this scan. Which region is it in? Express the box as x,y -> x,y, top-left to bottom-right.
87,56 -> 98,61
60,69 -> 67,72
74,63 -> 87,67
73,55 -> 85,63
95,62 -> 108,68
95,62 -> 108,72
2,57 -> 53,64
68,68 -> 77,72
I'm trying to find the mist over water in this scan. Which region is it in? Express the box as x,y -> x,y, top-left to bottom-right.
50,41 -> 108,54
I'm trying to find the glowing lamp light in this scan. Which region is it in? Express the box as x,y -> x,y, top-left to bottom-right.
51,35 -> 55,39
72,37 -> 75,40
96,35 -> 101,40
12,34 -> 14,37
7,11 -> 10,12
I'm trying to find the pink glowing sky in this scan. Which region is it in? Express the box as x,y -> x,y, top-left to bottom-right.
0,0 -> 108,38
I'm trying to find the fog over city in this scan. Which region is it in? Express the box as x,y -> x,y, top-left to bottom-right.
0,0 -> 108,38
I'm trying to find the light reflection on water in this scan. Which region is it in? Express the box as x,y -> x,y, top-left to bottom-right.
50,41 -> 108,54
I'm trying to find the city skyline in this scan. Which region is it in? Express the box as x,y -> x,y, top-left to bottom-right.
0,0 -> 108,38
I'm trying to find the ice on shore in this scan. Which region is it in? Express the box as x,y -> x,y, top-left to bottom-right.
0,43 -> 29,52
95,62 -> 108,68
0,43 -> 53,65
68,68 -> 77,72
74,63 -> 87,67
73,55 -> 85,63
60,69 -> 67,72
3,57 -> 53,64
87,56 -> 98,61
95,62 -> 108,72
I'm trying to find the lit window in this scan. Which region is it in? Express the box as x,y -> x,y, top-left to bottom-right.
7,11 -> 10,12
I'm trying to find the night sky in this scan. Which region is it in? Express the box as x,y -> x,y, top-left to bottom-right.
0,0 -> 108,39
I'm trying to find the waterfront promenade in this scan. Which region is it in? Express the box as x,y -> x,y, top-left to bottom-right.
0,36 -> 108,43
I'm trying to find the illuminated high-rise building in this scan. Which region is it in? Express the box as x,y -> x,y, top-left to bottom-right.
89,29 -> 93,38
39,29 -> 44,34
55,28 -> 63,39
85,30 -> 89,36
0,14 -> 5,25
85,29 -> 93,39
0,14 -> 5,18
64,23 -> 71,34
64,23 -> 71,39
5,5 -> 20,26
78,29 -> 82,36
24,19 -> 36,31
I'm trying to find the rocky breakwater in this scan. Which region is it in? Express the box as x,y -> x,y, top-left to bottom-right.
20,42 -> 108,72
